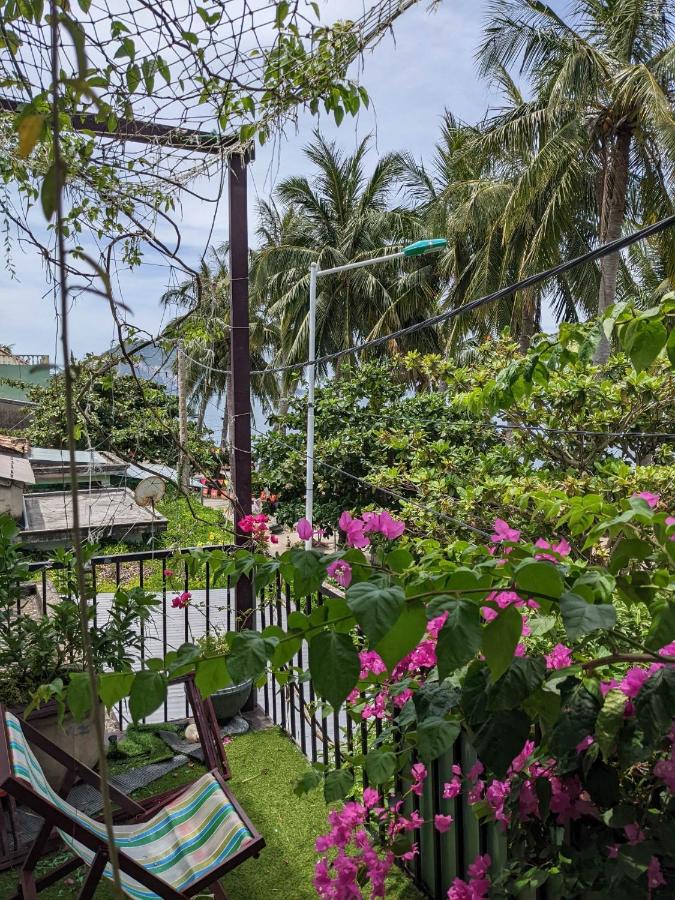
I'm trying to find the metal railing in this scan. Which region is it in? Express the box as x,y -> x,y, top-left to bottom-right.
252,575 -> 525,900
27,544 -> 236,725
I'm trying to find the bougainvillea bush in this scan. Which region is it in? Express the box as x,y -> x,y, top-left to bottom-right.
42,484 -> 675,898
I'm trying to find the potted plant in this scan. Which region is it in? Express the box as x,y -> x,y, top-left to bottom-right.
197,631 -> 252,723
0,515 -> 159,786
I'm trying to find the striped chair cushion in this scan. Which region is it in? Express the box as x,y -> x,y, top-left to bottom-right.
7,712 -> 252,898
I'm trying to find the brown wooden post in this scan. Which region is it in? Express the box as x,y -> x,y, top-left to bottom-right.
228,149 -> 255,641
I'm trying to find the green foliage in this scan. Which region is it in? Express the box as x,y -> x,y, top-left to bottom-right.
26,367 -> 216,474
0,516 -> 158,708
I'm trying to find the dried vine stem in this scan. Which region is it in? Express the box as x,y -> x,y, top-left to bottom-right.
49,1 -> 123,893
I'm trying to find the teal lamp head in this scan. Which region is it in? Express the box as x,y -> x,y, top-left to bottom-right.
402,238 -> 448,257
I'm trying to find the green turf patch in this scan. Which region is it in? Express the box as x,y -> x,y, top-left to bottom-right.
0,726 -> 421,898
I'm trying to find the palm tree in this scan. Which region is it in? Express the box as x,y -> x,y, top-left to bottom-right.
401,105 -> 598,353
251,131 -> 445,375
161,246 -> 279,448
476,0 -> 675,359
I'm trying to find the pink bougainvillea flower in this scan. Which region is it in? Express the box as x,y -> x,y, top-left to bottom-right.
448,854 -> 492,900
606,844 -> 619,859
624,823 -> 646,845
633,491 -> 660,508
514,643 -> 527,657
534,537 -> 571,561
546,643 -> 573,670
338,510 -> 353,531
411,762 -> 427,796
363,787 -> 379,809
377,510 -> 406,540
620,667 -> 656,699
647,856 -> 666,890
270,535 -> 279,544
163,569 -> 174,578
510,740 -> 535,774
171,590 -> 191,609
362,511 -> 382,533
401,843 -> 419,862
434,814 -> 454,833
654,749 -> 675,791
491,518 -> 521,544
443,777 -> 462,799
481,605 -> 498,622
326,559 -> 352,588
658,641 -> 675,657
468,761 -> 484,782
296,518 -> 313,541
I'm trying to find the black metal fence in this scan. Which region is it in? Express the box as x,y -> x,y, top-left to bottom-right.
27,544 -> 236,725
253,575 -> 522,900
23,548 -> 538,899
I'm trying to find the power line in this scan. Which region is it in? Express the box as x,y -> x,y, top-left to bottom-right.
172,212 -> 675,378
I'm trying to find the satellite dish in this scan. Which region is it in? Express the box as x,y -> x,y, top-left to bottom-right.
134,476 -> 166,508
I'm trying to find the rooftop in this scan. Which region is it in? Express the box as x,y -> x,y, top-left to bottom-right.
21,487 -> 167,548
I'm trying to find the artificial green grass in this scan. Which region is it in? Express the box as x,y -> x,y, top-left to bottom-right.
0,727 -> 421,899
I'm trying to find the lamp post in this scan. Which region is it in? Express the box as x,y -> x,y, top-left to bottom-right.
304,239 -> 448,549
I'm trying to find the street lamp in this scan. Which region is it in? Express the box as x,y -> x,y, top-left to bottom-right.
304,238 -> 448,549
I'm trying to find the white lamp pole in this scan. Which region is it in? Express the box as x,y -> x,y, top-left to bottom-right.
304,240 -> 447,549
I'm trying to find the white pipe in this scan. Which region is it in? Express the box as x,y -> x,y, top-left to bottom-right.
317,250 -> 405,277
304,262 -> 318,550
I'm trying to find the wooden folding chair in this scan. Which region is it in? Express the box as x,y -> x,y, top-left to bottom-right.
132,673 -> 233,818
0,708 -> 265,899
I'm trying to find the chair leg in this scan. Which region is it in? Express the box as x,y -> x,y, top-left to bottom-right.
77,850 -> 108,900
209,882 -> 228,900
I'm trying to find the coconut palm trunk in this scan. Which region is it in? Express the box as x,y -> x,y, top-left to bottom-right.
595,127 -> 632,363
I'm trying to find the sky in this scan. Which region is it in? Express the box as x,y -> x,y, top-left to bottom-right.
0,1 -> 506,357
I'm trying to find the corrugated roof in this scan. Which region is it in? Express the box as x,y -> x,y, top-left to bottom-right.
0,434 -> 29,455
125,461 -> 202,490
0,454 -> 35,484
29,447 -> 126,469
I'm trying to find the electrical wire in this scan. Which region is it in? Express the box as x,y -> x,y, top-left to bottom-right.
172,212 -> 675,378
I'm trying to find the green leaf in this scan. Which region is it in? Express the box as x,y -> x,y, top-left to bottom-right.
66,672 -> 92,722
41,163 -> 58,221
346,582 -> 405,645
417,716 -> 460,763
623,316 -> 668,372
385,548 -> 413,573
436,602 -> 481,678
645,599 -> 675,651
550,685 -> 600,771
609,538 -> 652,574
583,760 -> 620,807
482,604 -> 522,682
634,667 -> 675,745
275,0 -> 289,27
374,601 -> 426,672
227,630 -> 269,683
488,657 -> 546,711
294,769 -> 322,796
413,682 -> 460,722
129,671 -> 167,722
126,63 -> 141,94
514,560 -> 564,600
667,327 -> 675,368
595,689 -> 626,760
288,549 -> 325,596
17,113 -> 44,159
323,768 -> 354,803
195,656 -> 231,698
559,591 -> 616,640
365,750 -> 397,785
98,672 -> 134,709
309,632 -> 359,710
473,710 -> 530,778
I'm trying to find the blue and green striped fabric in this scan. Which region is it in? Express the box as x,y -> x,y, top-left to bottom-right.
7,712 -> 253,898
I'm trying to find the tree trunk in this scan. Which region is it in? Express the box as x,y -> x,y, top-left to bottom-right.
518,289 -> 540,354
177,344 -> 190,492
594,127 -> 631,363
195,380 -> 210,433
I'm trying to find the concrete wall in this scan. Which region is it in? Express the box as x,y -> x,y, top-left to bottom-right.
0,481 -> 24,520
